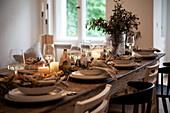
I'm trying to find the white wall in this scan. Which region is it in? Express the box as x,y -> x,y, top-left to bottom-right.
165,0 -> 170,61
153,0 -> 166,66
0,0 -> 40,68
106,0 -> 153,48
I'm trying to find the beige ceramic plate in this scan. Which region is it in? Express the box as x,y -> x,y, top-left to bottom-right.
18,69 -> 37,74
70,71 -> 109,80
140,53 -> 158,58
114,62 -> 138,68
5,88 -> 65,103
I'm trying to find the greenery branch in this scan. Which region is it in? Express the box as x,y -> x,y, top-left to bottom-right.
86,0 -> 141,39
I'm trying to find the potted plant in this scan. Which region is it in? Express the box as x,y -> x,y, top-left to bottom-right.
86,0 -> 141,55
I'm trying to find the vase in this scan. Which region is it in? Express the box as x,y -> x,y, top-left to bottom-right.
109,33 -> 126,55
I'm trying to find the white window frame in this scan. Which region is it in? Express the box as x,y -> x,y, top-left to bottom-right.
52,0 -> 106,45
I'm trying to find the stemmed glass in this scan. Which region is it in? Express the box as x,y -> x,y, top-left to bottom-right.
8,49 -> 25,75
69,44 -> 82,65
126,36 -> 135,54
43,44 -> 55,65
80,40 -> 91,58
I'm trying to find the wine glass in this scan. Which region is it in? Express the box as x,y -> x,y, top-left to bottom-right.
126,36 -> 135,54
8,49 -> 25,75
80,40 -> 91,59
43,44 -> 55,64
69,44 -> 82,65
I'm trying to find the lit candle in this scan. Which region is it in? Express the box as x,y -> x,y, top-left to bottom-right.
50,62 -> 59,72
91,49 -> 101,60
38,64 -> 49,74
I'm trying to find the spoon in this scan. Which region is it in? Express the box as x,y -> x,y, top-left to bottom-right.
64,91 -> 77,96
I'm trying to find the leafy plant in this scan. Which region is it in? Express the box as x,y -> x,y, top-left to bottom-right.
86,0 -> 141,39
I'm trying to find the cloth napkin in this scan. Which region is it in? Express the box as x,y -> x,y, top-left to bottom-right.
37,79 -> 56,85
37,75 -> 56,85
90,60 -> 118,80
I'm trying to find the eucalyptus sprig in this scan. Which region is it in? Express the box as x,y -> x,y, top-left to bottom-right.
86,0 -> 141,39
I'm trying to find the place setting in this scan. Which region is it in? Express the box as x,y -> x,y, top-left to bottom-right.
70,60 -> 118,81
133,47 -> 161,59
1,46 -> 76,103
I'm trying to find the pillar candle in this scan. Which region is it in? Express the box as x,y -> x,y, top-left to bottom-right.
38,64 -> 49,74
91,49 -> 101,60
50,62 -> 59,72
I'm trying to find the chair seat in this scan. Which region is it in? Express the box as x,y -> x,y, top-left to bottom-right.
156,84 -> 170,97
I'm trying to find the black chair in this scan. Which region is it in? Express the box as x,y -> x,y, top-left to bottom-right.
109,81 -> 154,113
163,62 -> 170,67
156,66 -> 170,113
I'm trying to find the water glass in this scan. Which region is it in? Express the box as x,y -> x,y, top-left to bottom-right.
8,49 -> 25,75
43,44 -> 55,64
69,44 -> 82,65
126,36 -> 135,53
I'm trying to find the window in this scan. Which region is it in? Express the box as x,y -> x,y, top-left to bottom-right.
55,0 -> 106,43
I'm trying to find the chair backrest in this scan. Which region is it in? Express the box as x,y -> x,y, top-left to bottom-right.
144,60 -> 159,113
74,84 -> 112,113
163,62 -> 170,67
157,66 -> 170,96
109,81 -> 154,113
144,60 -> 159,84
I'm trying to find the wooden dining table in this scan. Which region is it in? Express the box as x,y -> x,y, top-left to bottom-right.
0,53 -> 165,113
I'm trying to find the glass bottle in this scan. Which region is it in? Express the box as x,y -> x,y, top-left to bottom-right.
60,49 -> 71,68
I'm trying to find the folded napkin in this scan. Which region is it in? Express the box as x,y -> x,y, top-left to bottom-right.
43,75 -> 56,80
36,75 -> 56,86
90,60 -> 118,80
37,79 -> 56,85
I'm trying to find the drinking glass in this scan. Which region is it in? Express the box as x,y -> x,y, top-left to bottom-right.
69,44 -> 82,65
126,36 -> 135,53
43,44 -> 55,64
8,49 -> 25,75
80,40 -> 91,58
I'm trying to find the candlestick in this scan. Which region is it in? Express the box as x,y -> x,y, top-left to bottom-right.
50,62 -> 59,72
38,64 -> 49,74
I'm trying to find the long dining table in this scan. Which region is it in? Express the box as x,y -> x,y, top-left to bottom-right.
0,53 -> 165,113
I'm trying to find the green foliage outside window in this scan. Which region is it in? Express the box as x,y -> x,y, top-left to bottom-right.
67,0 -> 78,37
66,0 -> 106,37
86,0 -> 106,37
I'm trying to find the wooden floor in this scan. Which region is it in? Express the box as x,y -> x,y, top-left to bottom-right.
158,98 -> 170,113
158,75 -> 169,113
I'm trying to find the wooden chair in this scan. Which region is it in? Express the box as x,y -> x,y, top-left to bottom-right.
156,66 -> 170,113
74,84 -> 112,113
144,60 -> 159,113
109,81 -> 154,113
144,60 -> 159,83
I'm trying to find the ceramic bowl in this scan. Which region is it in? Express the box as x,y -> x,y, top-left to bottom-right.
78,69 -> 103,76
114,59 -> 134,64
136,51 -> 154,55
18,84 -> 56,95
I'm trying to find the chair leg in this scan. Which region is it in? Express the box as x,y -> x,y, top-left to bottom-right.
162,98 -> 168,113
141,103 -> 145,113
146,101 -> 152,113
133,104 -> 139,113
122,104 -> 125,113
156,97 -> 159,113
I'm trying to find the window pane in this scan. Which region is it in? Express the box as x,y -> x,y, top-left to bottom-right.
86,0 -> 106,37
67,0 -> 78,37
